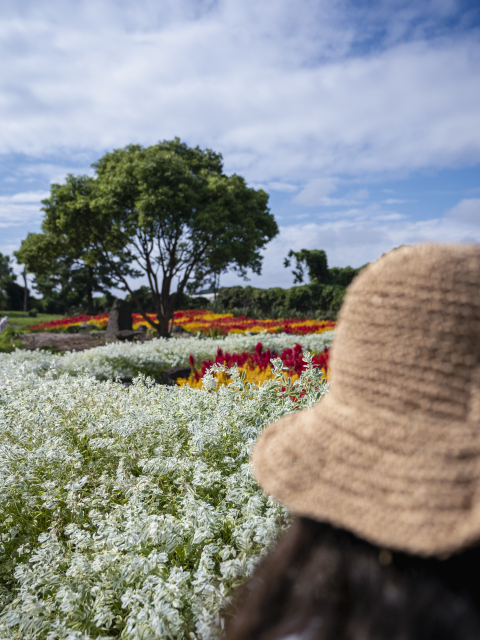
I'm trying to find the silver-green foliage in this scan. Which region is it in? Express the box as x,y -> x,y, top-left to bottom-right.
0,355 -> 328,639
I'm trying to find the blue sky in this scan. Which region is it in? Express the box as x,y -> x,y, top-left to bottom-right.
1,0 -> 480,289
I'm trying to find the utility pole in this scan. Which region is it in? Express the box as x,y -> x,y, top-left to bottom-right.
213,271 -> 220,302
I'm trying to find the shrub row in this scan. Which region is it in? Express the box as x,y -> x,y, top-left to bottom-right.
212,283 -> 346,319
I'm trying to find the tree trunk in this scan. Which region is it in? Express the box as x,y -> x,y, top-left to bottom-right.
154,293 -> 173,338
87,289 -> 94,315
155,310 -> 172,338
22,270 -> 28,312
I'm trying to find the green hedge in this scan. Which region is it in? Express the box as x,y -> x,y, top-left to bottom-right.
213,282 -> 346,319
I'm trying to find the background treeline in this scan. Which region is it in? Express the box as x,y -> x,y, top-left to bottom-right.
1,246 -> 366,320
125,283 -> 344,320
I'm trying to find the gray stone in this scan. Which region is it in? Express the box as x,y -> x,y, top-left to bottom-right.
106,299 -> 133,334
161,367 -> 192,386
79,322 -> 94,332
120,368 -> 191,389
115,329 -> 144,341
171,325 -> 188,334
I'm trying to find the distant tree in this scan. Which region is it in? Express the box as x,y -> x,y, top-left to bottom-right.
284,248 -> 365,287
125,286 -> 154,314
125,285 -> 206,314
15,183 -> 129,316
0,253 -> 29,311
0,253 -> 16,310
39,139 -> 278,336
284,249 -> 329,284
15,228 -> 113,315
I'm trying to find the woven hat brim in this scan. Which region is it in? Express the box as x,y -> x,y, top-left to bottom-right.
251,393 -> 480,557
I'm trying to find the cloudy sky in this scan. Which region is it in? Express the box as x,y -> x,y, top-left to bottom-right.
1,0 -> 480,289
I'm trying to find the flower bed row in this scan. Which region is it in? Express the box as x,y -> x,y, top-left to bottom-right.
171,310 -> 336,336
29,312 -> 110,332
0,332 -> 336,382
180,342 -> 329,389
30,309 -> 336,336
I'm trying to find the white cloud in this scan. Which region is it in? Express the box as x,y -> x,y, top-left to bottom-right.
294,178 -> 337,205
295,180 -> 370,207
0,1 -> 479,184
267,182 -> 298,193
0,242 -> 21,257
14,162 -> 94,185
5,191 -> 50,203
0,191 -> 48,227
446,198 -> 480,226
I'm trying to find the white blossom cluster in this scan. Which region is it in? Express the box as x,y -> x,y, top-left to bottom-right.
0,331 -> 335,381
0,355 -> 328,639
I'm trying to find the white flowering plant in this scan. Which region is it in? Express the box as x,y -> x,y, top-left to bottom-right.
0,353 -> 328,639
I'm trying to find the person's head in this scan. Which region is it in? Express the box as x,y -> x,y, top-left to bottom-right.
224,244 -> 480,640
224,518 -> 480,640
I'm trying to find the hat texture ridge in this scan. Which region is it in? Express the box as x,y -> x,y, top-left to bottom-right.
252,244 -> 480,556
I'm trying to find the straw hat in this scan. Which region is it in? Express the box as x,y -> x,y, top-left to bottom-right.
252,244 -> 480,556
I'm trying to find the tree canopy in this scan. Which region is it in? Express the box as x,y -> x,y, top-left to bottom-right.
25,139 -> 278,335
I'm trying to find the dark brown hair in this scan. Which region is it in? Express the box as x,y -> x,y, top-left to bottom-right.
223,518 -> 480,640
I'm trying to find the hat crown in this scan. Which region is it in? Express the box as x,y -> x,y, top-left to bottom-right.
330,244 -> 480,427
252,244 -> 480,556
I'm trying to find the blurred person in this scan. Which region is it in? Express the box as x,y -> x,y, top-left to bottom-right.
224,244 -> 480,640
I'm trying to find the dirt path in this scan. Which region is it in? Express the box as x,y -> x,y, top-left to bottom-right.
20,332 -> 110,352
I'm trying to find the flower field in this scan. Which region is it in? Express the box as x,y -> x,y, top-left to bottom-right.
30,309 -> 336,336
0,345 -> 328,638
0,332 -> 335,382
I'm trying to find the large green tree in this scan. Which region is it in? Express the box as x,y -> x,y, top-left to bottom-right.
38,139 -> 278,336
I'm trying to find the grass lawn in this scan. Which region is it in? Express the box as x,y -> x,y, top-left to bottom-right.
0,310 -> 64,332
